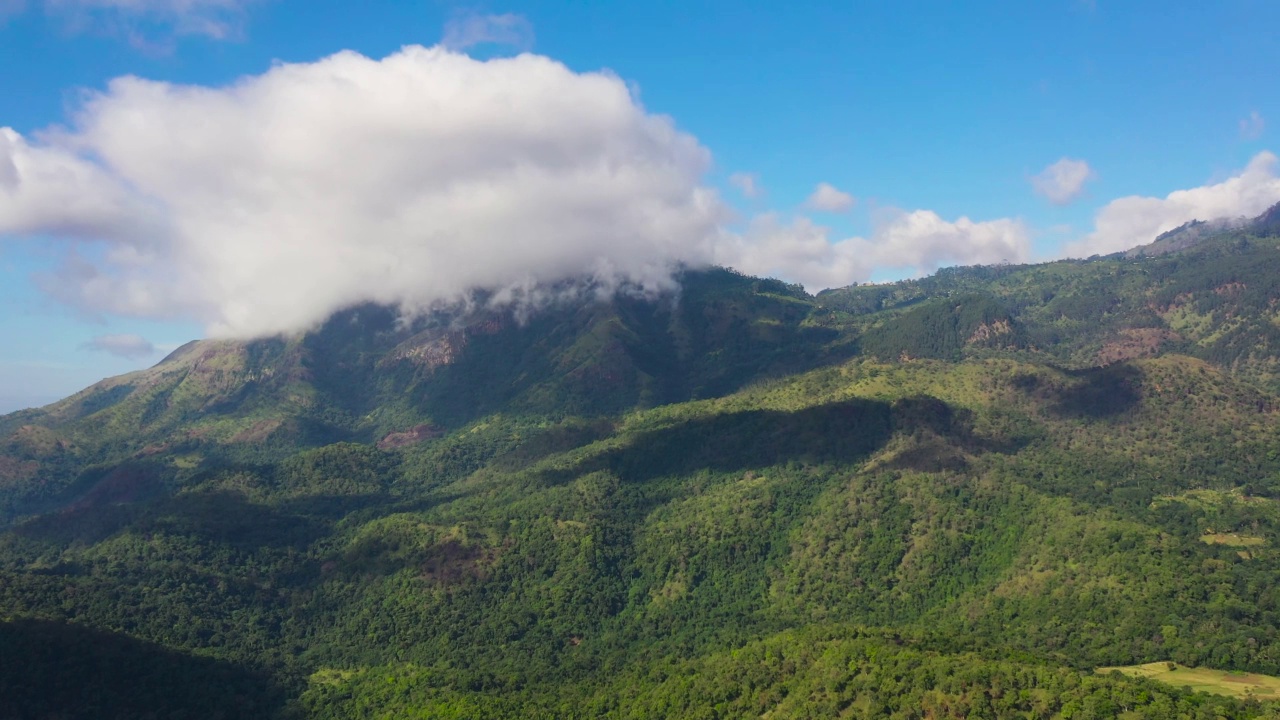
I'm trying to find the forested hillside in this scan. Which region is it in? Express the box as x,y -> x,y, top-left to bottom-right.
4,207 -> 1280,718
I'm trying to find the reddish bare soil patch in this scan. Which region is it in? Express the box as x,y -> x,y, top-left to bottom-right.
229,418 -> 283,444
377,424 -> 444,450
8,425 -> 71,456
0,456 -> 39,486
1097,328 -> 1181,365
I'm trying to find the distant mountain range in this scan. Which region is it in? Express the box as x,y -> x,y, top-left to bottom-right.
3,202 -> 1280,718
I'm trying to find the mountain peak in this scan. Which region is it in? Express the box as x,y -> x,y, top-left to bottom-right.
1120,200 -> 1280,259
1123,216 -> 1244,258
1251,200 -> 1280,235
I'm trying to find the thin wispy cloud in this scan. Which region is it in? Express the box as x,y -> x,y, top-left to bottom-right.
10,0 -> 256,47
82,333 -> 156,359
441,12 -> 534,52
1240,111 -> 1266,140
729,172 -> 763,199
1031,157 -> 1095,205
803,182 -> 855,213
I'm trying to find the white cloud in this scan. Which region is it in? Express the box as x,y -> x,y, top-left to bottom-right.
441,12 -> 534,53
729,172 -> 763,199
1241,111 -> 1265,140
871,210 -> 1029,270
35,0 -> 252,43
0,46 -> 724,337
82,333 -> 156,359
714,210 -> 1029,291
0,128 -> 164,240
714,214 -> 858,289
1065,151 -> 1280,257
0,45 -> 1050,331
1031,157 -> 1095,205
803,182 -> 855,213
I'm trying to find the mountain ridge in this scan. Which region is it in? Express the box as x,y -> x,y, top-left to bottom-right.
5,201 -> 1280,718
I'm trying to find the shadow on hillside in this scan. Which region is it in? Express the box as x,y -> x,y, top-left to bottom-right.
14,489 -> 340,551
1052,364 -> 1143,419
536,399 -> 897,485
10,461 -> 168,546
535,394 -> 1034,486
150,491 -> 335,549
13,504 -> 141,547
1009,363 -> 1144,420
488,419 -> 618,472
394,285 -> 859,429
883,396 -> 1030,473
0,617 -> 290,720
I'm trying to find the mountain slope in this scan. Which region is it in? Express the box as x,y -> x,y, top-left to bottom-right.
0,269 -> 852,523
820,202 -> 1280,385
5,207 -> 1280,717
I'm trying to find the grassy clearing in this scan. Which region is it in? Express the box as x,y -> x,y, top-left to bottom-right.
1097,662 -> 1280,699
1201,532 -> 1266,547
309,668 -> 359,686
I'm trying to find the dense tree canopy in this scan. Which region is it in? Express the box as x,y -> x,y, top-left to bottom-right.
4,217 -> 1280,717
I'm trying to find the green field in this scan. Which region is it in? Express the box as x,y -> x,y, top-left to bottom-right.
1201,532 -> 1267,547
1098,662 -> 1280,699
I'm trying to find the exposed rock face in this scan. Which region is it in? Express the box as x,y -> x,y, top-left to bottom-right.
967,319 -> 1013,345
383,315 -> 508,371
385,331 -> 468,370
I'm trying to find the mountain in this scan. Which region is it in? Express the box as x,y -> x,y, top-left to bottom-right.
1254,201 -> 1280,237
1123,217 -> 1246,258
0,269 -> 851,523
5,205 -> 1280,718
819,202 -> 1280,381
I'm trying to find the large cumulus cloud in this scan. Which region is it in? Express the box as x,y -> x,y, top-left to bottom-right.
0,46 -> 724,336
715,210 -> 1030,290
1066,151 -> 1280,257
0,45 -> 1045,336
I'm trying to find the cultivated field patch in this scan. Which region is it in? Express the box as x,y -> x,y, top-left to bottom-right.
1200,532 -> 1266,547
1098,662 -> 1280,699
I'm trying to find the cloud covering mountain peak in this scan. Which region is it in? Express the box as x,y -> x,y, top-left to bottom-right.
0,46 -> 724,336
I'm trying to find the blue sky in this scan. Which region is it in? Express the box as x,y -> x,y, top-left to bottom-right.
0,0 -> 1277,412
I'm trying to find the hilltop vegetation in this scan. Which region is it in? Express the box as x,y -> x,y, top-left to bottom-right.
819,214 -> 1280,385
4,206 -> 1280,717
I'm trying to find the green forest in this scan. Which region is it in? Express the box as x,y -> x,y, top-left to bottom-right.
5,211 -> 1280,717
